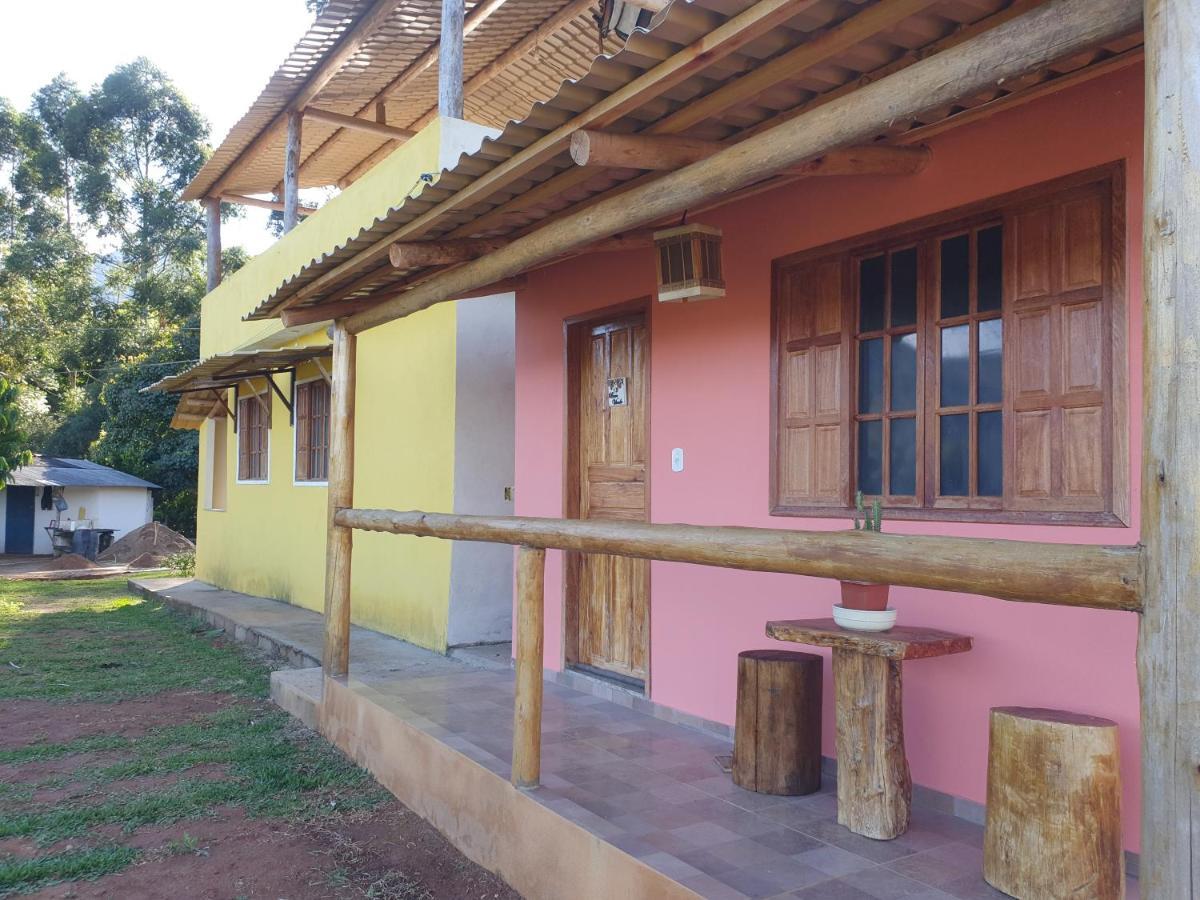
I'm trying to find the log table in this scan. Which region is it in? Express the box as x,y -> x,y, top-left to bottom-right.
765,618 -> 973,840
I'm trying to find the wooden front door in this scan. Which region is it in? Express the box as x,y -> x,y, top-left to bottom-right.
571,312 -> 649,684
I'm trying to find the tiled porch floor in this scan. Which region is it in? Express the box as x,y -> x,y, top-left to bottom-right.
352,664 -> 1138,900
138,580 -> 1137,899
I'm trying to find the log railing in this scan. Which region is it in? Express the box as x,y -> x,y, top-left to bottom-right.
329,507 -> 1143,789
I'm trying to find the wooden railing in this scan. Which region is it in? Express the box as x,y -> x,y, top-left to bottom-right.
329,507 -> 1143,788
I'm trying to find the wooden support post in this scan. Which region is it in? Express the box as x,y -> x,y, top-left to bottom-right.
438,0 -> 464,118
511,544 -> 545,788
832,648 -> 911,839
1139,0 -> 1200,894
283,110 -> 302,233
204,198 -> 221,293
322,322 -> 357,677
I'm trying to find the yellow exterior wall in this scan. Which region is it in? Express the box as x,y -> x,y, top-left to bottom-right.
192,120 -> 485,652
194,305 -> 458,650
199,120 -> 450,359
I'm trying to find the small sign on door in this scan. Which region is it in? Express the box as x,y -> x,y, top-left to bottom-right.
607,377 -> 627,407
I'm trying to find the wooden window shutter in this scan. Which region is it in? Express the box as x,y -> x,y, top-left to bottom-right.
295,383 -> 311,481
773,257 -> 850,508
1004,182 -> 1110,513
238,397 -> 251,480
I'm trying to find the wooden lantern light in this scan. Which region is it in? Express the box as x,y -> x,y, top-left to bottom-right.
653,224 -> 725,302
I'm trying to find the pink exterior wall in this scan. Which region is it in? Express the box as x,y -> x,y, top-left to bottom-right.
514,67 -> 1145,850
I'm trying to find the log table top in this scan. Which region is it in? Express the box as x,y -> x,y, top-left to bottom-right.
765,619 -> 973,660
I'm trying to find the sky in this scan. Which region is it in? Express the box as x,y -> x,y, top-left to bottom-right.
1,0 -> 318,254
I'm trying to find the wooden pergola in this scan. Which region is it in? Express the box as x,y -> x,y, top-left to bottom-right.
222,0 -> 1196,893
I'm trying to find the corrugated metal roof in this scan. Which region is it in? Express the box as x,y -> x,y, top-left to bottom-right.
185,0 -> 619,199
143,346 -> 333,395
242,0 -> 1143,321
6,457 -> 159,490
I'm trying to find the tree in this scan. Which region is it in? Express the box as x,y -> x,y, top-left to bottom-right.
0,378 -> 33,487
1,61 -> 213,532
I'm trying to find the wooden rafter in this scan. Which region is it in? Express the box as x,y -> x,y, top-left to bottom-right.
337,0 -> 1141,336
389,238 -> 510,268
276,0 -> 829,313
220,193 -> 318,216
569,130 -> 931,175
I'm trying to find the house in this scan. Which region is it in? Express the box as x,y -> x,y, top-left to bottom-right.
0,456 -> 157,555
146,0 -> 616,652
151,0 -> 1200,895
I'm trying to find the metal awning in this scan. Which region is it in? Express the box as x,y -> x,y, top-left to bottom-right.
143,346 -> 332,395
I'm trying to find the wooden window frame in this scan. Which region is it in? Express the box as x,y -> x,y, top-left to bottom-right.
770,163 -> 1128,526
236,386 -> 271,484
293,377 -> 331,485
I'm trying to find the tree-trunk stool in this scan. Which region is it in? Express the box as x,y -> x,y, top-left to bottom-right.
732,649 -> 822,795
984,707 -> 1124,900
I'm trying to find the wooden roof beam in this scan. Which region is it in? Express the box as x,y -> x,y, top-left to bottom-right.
303,107 -> 417,142
277,0 -> 830,312
220,193 -> 318,216
338,0 -> 1140,336
389,238 -> 510,268
569,129 -> 931,175
279,275 -> 526,327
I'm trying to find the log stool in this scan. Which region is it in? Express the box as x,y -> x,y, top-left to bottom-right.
984,707 -> 1124,900
732,649 -> 822,795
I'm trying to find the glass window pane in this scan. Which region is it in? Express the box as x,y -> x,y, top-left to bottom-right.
939,413 -> 970,496
890,248 -> 918,327
859,255 -> 886,332
940,234 -> 970,318
889,418 -> 916,497
978,411 -> 1003,497
978,225 -> 1003,312
858,420 -> 883,496
978,318 -> 1003,404
890,333 -> 917,412
940,324 -> 970,407
858,338 -> 884,414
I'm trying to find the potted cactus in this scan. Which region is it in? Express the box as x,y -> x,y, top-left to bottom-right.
834,492 -> 895,631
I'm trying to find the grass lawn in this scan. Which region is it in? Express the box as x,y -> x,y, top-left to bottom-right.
0,577 -> 518,899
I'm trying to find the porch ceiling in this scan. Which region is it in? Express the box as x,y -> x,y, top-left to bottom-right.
143,346 -> 332,395
247,0 -> 1143,324
183,0 -> 620,200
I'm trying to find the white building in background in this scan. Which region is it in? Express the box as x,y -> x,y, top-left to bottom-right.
0,456 -> 157,556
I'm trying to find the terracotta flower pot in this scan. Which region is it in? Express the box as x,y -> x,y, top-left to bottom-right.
840,580 -> 890,612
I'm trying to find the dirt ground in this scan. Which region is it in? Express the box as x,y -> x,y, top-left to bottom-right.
0,577 -> 521,899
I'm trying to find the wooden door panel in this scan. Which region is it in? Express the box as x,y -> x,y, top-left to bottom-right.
574,314 -> 649,682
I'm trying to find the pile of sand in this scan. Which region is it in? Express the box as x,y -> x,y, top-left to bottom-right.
46,553 -> 99,571
97,522 -> 195,567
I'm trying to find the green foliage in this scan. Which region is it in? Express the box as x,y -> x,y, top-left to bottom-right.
0,377 -> 33,486
852,490 -> 883,532
0,579 -> 389,892
1,61 -> 215,532
165,551 -> 196,577
0,846 -> 138,894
